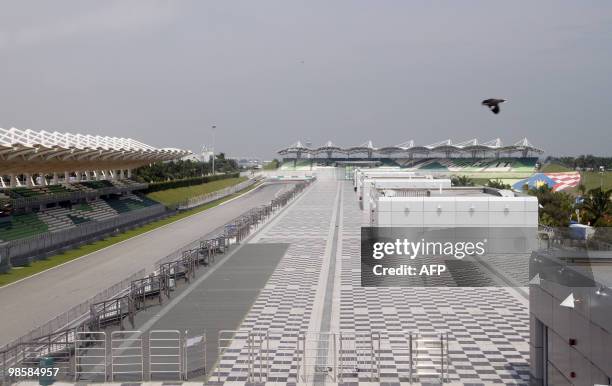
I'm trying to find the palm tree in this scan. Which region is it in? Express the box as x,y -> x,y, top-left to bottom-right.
451,175 -> 474,187
582,188 -> 612,226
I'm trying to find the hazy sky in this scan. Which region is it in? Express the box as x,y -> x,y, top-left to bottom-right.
1,1 -> 611,158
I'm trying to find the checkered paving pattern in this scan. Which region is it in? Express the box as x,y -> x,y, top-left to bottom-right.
339,183 -> 531,385
211,178 -> 531,385
213,180 -> 339,384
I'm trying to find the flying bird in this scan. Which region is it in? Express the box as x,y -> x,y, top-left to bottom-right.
482,98 -> 506,114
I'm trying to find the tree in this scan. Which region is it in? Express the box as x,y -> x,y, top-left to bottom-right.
528,185 -> 574,227
132,158 -> 238,182
487,179 -> 511,190
263,159 -> 281,170
581,188 -> 612,226
451,175 -> 474,187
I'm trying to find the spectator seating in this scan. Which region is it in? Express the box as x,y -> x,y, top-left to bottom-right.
0,213 -> 49,241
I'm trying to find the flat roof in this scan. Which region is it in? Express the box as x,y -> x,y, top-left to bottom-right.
378,187 -> 516,198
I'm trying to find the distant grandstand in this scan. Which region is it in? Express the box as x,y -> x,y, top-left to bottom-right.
278,138 -> 543,174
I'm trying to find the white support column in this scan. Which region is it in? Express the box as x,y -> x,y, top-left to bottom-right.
25,173 -> 33,187
75,171 -> 81,182
52,173 -> 59,185
84,171 -> 91,181
64,171 -> 70,184
127,169 -> 132,179
10,174 -> 16,188
119,169 -> 125,179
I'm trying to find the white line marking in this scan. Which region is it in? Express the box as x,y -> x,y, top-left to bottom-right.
0,183 -> 264,290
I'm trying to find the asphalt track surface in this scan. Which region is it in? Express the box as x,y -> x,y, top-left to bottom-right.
0,182 -> 289,347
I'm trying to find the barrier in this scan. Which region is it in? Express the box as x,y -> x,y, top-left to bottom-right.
0,269 -> 144,360
217,330 -> 270,383
110,331 -> 143,381
149,330 -> 182,381
338,331 -> 380,381
74,331 -> 107,382
183,331 -> 207,379
89,295 -> 135,331
411,331 -> 450,383
296,331 -> 449,384
176,178 -> 261,210
0,179 -> 315,383
130,272 -> 169,310
3,205 -> 168,266
1,328 -> 449,383
298,331 -> 338,383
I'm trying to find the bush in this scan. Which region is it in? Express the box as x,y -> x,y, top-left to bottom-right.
486,179 -> 511,190
142,173 -> 240,193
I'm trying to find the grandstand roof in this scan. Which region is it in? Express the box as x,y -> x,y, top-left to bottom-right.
0,128 -> 191,175
278,137 -> 544,157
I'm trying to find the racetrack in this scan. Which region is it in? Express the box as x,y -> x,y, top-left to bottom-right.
0,182 -> 291,347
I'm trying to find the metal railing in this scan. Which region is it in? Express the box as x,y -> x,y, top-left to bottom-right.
8,183 -> 149,209
174,177 -> 260,210
1,205 -> 169,265
0,178 -> 315,383
0,269 -> 144,355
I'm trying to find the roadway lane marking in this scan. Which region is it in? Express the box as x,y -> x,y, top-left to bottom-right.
0,182 -> 265,290
123,180 -> 315,335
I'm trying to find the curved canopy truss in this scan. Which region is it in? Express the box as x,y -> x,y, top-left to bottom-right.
278,138 -> 543,158
0,128 -> 191,181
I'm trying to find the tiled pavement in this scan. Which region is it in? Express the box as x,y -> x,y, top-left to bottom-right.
212,176 -> 531,385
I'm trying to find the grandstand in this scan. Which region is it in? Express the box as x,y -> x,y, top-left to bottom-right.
0,182 -> 166,242
0,127 -> 190,188
278,138 -> 543,175
0,127 -> 190,267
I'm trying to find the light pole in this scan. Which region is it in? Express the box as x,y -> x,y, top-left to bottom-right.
211,125 -> 216,175
201,145 -> 206,176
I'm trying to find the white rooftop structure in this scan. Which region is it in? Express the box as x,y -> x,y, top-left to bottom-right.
0,127 -> 190,187
369,186 -> 539,228
279,137 -> 544,158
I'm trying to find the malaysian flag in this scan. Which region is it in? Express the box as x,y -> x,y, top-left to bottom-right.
512,172 -> 581,192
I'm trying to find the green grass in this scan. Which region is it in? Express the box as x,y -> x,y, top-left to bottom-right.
0,181 -> 261,287
576,171 -> 612,192
146,177 -> 247,206
540,163 -> 573,173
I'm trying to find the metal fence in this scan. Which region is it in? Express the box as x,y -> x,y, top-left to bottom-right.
1,178 -> 264,266
0,270 -> 144,354
156,178 -> 312,267
1,205 -> 169,266
296,331 -> 449,384
174,177 -> 260,210
0,178 -> 315,384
